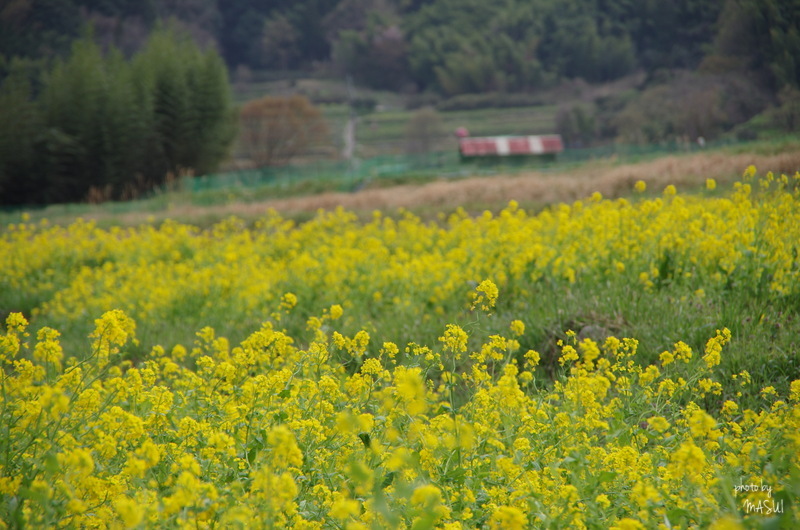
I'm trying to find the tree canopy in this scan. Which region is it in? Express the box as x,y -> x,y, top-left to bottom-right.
7,0 -> 795,95
0,26 -> 236,205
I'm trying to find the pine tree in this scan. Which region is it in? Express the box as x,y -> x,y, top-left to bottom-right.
184,50 -> 237,176
102,49 -> 149,197
0,61 -> 43,205
0,25 -> 236,206
133,25 -> 236,186
133,27 -> 192,184
40,37 -> 109,202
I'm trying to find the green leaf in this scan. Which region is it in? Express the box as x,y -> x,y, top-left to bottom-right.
444,467 -> 467,482
665,507 -> 693,526
597,470 -> 617,484
380,471 -> 396,490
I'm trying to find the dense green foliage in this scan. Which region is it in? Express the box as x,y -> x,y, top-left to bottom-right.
0,27 -> 235,206
4,0 -> 797,96
0,0 -> 149,63
711,0 -> 800,90
1,0 -> 797,204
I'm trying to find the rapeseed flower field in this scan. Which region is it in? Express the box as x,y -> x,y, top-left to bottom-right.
1,167 -> 799,528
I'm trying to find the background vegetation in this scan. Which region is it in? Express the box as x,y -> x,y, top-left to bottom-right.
3,0 -> 797,94
0,26 -> 235,206
1,0 -> 799,206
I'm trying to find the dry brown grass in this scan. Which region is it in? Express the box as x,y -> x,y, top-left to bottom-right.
94,149 -> 800,226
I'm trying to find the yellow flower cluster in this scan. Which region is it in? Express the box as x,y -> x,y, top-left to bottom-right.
2,171 -> 799,357
1,304 -> 798,528
0,168 -> 798,527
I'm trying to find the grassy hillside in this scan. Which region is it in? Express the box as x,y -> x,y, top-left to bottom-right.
230,75 -> 561,160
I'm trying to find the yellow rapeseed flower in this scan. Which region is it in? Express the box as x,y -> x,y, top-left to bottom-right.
266,425 -> 304,469
6,312 -> 28,333
393,366 -> 427,415
509,320 -> 525,337
595,494 -> 611,509
611,518 -> 646,530
329,496 -> 360,520
113,496 -> 144,528
709,515 -> 744,530
489,505 -> 527,530
329,304 -> 344,320
559,345 -> 579,366
471,279 -> 499,311
280,292 -> 298,311
647,416 -> 670,433
439,324 -> 469,355
524,349 -> 540,369
790,380 -> 800,402
670,441 -> 706,483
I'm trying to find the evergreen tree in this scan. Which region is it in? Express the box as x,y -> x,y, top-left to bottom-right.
0,61 -> 43,205
736,0 -> 800,90
184,50 -> 237,175
102,48 -> 149,195
0,25 -> 235,205
133,28 -> 193,181
133,25 -> 235,187
40,38 -> 110,202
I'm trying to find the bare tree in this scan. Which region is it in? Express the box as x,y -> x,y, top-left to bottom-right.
239,95 -> 330,167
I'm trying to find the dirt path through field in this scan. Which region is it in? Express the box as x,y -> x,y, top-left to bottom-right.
118,149 -> 800,224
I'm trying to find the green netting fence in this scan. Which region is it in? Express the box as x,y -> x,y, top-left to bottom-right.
188,138 -> 741,194
187,151 -> 462,193
0,138 -> 747,219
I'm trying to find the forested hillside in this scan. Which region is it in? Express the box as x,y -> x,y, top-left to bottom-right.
2,0 -> 798,95
2,0 -> 799,206
0,26 -> 236,205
